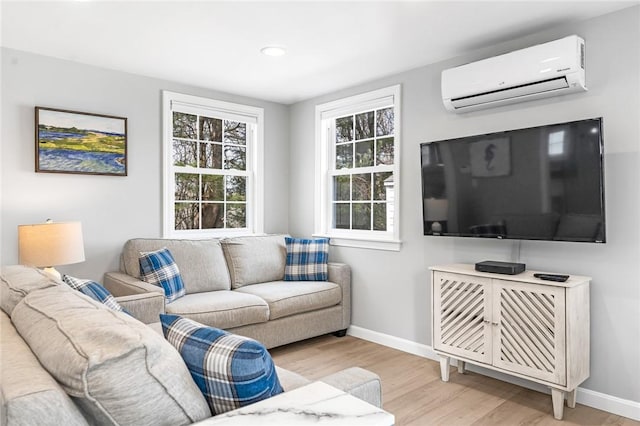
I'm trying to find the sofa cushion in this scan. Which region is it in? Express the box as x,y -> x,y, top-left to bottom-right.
319,367 -> 383,409
62,274 -> 128,313
139,247 -> 186,303
160,314 -> 283,415
275,366 -> 310,392
235,281 -> 342,320
221,235 -> 287,289
165,290 -> 269,329
1,310 -> 88,426
284,237 -> 329,281
0,265 -> 60,316
123,238 -> 231,293
11,285 -> 211,426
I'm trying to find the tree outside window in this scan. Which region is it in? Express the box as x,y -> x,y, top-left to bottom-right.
315,85 -> 401,251
163,92 -> 263,238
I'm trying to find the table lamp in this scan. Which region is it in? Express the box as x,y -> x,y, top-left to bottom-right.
424,198 -> 449,233
18,220 -> 85,280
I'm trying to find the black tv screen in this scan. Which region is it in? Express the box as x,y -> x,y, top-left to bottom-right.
421,118 -> 605,243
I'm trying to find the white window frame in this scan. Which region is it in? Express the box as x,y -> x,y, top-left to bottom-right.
314,85 -> 402,251
162,91 -> 264,238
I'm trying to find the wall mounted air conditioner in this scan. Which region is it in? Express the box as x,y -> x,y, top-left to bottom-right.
442,35 -> 587,113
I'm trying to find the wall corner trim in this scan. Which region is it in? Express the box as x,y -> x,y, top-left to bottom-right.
347,325 -> 640,421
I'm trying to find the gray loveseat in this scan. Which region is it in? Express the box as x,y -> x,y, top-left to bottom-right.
103,234 -> 351,348
0,265 -> 381,426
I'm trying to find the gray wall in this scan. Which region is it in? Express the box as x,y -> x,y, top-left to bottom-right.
289,7 -> 640,402
1,48 -> 290,280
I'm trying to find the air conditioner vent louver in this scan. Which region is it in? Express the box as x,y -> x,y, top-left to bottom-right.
442,35 -> 587,113
451,77 -> 570,109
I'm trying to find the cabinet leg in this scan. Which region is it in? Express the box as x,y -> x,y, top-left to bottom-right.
551,388 -> 565,420
567,389 -> 577,408
457,360 -> 466,374
439,356 -> 450,382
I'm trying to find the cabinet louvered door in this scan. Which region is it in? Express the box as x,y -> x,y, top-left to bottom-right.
433,272 -> 492,364
493,280 -> 566,385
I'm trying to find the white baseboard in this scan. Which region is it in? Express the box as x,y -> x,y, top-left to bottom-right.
347,325 -> 640,421
577,388 -> 640,421
348,325 -> 437,359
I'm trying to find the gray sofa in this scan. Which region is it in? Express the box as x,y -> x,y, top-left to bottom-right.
103,234 -> 351,348
0,265 -> 381,426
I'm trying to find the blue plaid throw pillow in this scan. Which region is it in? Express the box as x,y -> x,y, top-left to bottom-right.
284,237 -> 329,281
62,275 -> 128,314
160,314 -> 283,414
139,248 -> 186,303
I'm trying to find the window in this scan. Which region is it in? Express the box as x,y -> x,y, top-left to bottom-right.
548,130 -> 566,156
315,85 -> 401,251
162,91 -> 264,237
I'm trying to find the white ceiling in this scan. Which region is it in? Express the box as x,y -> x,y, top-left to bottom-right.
1,1 -> 637,104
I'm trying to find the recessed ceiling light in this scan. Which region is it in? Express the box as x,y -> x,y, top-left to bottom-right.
261,46 -> 286,57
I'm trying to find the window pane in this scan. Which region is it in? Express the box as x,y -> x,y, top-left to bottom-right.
173,139 -> 197,167
199,143 -> 222,169
175,173 -> 199,201
226,204 -> 246,228
376,137 -> 394,165
166,93 -> 260,237
334,204 -> 350,229
355,111 -> 374,140
226,176 -> 246,201
202,175 -> 223,201
352,203 -> 371,230
199,116 -> 222,142
374,172 -> 393,201
333,175 -> 350,201
224,121 -> 247,145
352,173 -> 371,201
202,203 -> 224,229
355,140 -> 374,168
336,116 -> 354,143
224,146 -> 246,170
173,112 -> 197,139
175,203 -> 199,230
335,144 -> 353,169
548,130 -> 565,156
373,203 -> 387,231
376,107 -> 394,137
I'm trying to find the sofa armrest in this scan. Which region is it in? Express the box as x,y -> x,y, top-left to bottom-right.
1,311 -> 89,426
319,367 -> 382,408
327,262 -> 351,330
116,293 -> 164,324
103,271 -> 164,297
320,367 -> 382,408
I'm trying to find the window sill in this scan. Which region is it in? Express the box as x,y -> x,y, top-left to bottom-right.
313,233 -> 402,252
164,228 -> 258,239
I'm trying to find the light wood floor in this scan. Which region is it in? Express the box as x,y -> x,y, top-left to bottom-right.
270,335 -> 639,426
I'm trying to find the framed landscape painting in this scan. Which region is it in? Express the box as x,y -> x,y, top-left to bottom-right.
35,107 -> 127,176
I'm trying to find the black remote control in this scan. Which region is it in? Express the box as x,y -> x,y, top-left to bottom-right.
533,273 -> 570,282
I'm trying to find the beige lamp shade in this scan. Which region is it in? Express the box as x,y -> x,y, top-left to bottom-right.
424,198 -> 449,222
18,221 -> 85,267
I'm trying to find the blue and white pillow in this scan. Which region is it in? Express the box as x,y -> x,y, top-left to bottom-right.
160,314 -> 283,414
284,237 -> 329,281
139,248 -> 185,303
62,275 -> 128,314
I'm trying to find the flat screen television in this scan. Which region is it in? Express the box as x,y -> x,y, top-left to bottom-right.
420,118 -> 605,243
